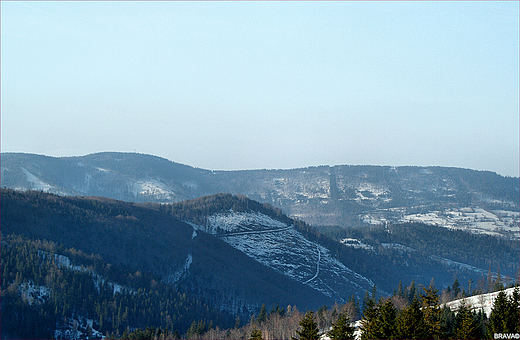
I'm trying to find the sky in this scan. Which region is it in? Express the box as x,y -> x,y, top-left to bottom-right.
1,1 -> 519,177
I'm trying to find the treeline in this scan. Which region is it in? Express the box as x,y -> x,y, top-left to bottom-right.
1,234 -> 234,339
156,193 -> 292,226
117,282 -> 519,340
115,300 -> 358,340
360,284 -> 519,340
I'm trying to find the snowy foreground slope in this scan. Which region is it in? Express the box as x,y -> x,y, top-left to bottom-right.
190,211 -> 376,301
321,288 -> 519,340
442,287 -> 518,317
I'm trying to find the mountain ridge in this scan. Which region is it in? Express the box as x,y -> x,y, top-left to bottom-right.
2,152 -> 518,239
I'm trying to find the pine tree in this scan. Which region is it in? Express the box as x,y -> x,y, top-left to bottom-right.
360,294 -> 379,340
487,289 -> 509,336
327,313 -> 355,340
452,278 -> 461,299
488,287 -> 520,336
408,280 -> 417,302
294,311 -> 319,340
439,306 -> 456,339
453,301 -> 480,340
397,280 -> 405,299
475,309 -> 488,339
250,328 -> 263,340
422,283 -> 442,339
396,297 -> 429,339
506,286 -> 520,333
257,304 -> 268,324
375,299 -> 397,339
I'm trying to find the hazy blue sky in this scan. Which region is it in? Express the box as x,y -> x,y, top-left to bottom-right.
2,1 -> 519,176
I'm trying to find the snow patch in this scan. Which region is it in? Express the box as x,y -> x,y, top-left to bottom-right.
381,243 -> 416,253
95,167 -> 110,172
54,313 -> 104,340
183,181 -> 199,190
18,280 -> 51,305
130,179 -> 170,198
204,211 -> 288,234
340,238 -> 374,251
355,182 -> 388,200
164,254 -> 193,285
21,168 -> 54,192
39,250 -> 135,296
362,214 -> 387,225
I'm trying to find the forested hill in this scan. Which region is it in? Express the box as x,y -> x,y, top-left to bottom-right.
1,189 -> 334,338
2,189 -> 519,339
2,152 -> 518,235
152,193 -> 518,297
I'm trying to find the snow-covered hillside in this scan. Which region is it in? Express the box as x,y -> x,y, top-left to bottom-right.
191,211 -> 376,301
401,207 -> 520,239
442,287 -> 518,317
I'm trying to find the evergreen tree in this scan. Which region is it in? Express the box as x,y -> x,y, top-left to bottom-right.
397,280 -> 405,299
453,301 -> 481,340
452,278 -> 461,298
327,313 -> 355,340
475,309 -> 488,339
488,287 -> 520,336
439,306 -> 456,339
506,287 -> 520,333
362,290 -> 371,316
360,294 -> 379,340
250,328 -> 263,340
421,283 -> 442,339
408,280 -> 417,302
396,297 -> 429,339
375,299 -> 397,339
294,311 -> 319,340
487,289 -> 509,336
257,303 -> 268,324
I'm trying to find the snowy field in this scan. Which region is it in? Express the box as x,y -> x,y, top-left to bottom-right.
130,178 -> 171,199
400,207 -> 519,239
